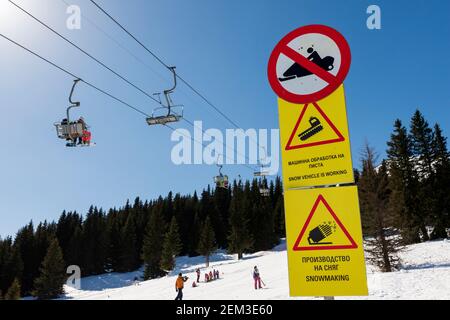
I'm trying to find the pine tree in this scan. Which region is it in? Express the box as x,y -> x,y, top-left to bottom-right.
160,217 -> 182,272
359,144 -> 402,272
33,238 -> 66,300
117,213 -> 139,272
0,238 -> 23,298
81,207 -> 108,275
14,222 -> 36,295
142,206 -> 167,279
197,216 -> 217,267
228,181 -> 254,259
430,124 -> 450,239
386,119 -> 421,244
410,110 -> 434,241
4,278 -> 21,300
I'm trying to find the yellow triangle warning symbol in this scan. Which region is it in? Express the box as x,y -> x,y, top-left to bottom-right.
293,194 -> 357,251
285,102 -> 345,151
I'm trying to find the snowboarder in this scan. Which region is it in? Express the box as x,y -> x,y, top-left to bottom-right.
196,268 -> 201,283
175,273 -> 188,300
253,266 -> 262,290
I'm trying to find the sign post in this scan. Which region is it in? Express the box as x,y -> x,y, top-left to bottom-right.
267,25 -> 368,298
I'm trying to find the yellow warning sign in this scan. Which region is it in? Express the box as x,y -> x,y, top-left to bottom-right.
285,185 -> 368,296
278,85 -> 354,189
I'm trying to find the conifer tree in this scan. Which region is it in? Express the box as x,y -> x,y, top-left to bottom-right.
160,217 -> 182,272
387,119 -> 421,244
117,213 -> 139,272
81,207 -> 108,275
5,278 -> 21,300
142,206 -> 167,279
14,222 -> 36,295
228,181 -> 254,259
359,145 -> 402,271
197,216 -> 217,267
33,238 -> 66,300
410,110 -> 435,241
430,124 -> 450,239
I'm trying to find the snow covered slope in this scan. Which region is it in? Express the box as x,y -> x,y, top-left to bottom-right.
63,239 -> 450,300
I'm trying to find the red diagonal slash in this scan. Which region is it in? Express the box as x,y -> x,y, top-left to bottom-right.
280,46 -> 338,86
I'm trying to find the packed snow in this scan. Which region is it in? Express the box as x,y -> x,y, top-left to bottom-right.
63,239 -> 450,300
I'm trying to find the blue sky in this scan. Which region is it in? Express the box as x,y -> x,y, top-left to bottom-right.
1,0 -> 449,237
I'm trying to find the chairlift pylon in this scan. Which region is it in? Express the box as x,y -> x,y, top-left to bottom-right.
54,79 -> 95,147
146,66 -> 183,126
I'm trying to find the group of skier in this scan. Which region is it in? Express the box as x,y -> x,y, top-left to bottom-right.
174,265 -> 264,300
197,268 -> 220,283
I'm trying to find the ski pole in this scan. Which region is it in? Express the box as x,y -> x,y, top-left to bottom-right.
260,278 -> 266,287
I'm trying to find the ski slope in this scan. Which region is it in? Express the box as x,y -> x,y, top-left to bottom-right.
63,239 -> 450,300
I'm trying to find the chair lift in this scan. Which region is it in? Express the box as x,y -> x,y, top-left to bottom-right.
54,79 -> 94,147
214,163 -> 229,189
259,180 -> 270,197
254,148 -> 270,196
146,66 -> 184,126
254,147 -> 270,177
254,163 -> 270,177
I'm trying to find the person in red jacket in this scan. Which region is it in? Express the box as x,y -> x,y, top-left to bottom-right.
82,129 -> 91,146
253,266 -> 262,290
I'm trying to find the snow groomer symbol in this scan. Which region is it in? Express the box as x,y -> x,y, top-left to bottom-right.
307,221 -> 337,245
298,116 -> 324,141
278,47 -> 335,82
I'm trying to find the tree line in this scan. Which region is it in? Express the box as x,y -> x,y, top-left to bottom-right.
0,177 -> 284,299
358,110 -> 450,272
0,109 -> 448,299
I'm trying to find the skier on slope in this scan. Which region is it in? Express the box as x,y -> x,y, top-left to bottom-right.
196,268 -> 201,283
253,266 -> 262,290
175,273 -> 188,300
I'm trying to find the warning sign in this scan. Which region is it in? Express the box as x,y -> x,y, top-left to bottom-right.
278,85 -> 354,189
292,194 -> 357,251
268,24 -> 351,104
285,102 -> 344,150
285,186 -> 368,297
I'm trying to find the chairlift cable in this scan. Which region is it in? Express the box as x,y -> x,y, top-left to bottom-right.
88,0 -> 262,143
0,33 -> 150,117
8,0 -> 161,106
0,33 -> 256,173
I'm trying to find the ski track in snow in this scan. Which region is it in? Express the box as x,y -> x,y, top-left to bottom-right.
62,239 -> 450,300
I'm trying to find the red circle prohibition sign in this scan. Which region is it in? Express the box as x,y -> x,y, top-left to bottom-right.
268,25 -> 351,104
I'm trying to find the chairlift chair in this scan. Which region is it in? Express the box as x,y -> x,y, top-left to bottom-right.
254,147 -> 270,177
214,163 -> 229,189
259,188 -> 270,197
146,66 -> 183,126
54,79 -> 94,147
